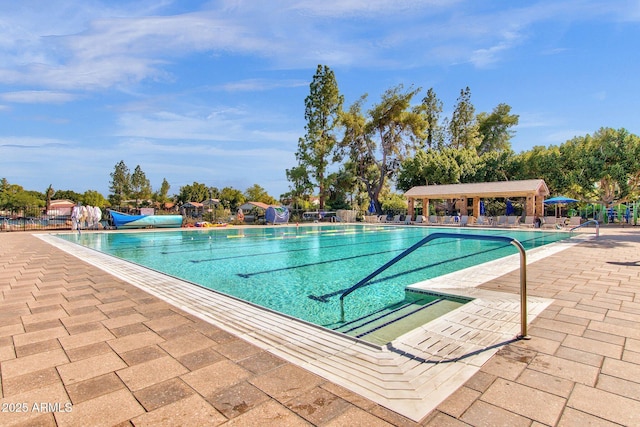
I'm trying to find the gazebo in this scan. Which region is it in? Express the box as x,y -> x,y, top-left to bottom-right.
404,179 -> 549,218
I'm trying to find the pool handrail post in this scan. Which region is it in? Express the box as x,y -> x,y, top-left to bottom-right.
339,232 -> 530,340
511,238 -> 530,339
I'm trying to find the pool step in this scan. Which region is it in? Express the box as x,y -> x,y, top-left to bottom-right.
330,297 -> 464,346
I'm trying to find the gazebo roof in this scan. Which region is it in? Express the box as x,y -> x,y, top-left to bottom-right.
404,179 -> 549,199
49,199 -> 76,208
239,201 -> 271,211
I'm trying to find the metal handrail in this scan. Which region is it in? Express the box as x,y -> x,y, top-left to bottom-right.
570,219 -> 599,237
339,232 -> 530,339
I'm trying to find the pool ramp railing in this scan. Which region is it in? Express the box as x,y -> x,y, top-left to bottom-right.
339,232 -> 531,340
570,219 -> 599,237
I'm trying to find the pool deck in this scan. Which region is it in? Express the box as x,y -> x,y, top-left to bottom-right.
1,226 -> 640,426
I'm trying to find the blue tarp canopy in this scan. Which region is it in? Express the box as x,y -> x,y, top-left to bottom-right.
265,206 -> 290,224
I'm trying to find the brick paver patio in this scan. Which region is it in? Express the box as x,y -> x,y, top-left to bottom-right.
1,227 -> 639,426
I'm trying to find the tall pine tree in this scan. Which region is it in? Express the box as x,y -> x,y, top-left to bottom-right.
295,65 -> 343,210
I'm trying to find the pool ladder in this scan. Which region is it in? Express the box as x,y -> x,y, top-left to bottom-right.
339,232 -> 531,340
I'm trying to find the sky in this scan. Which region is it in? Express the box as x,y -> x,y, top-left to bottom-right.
1,0 -> 639,200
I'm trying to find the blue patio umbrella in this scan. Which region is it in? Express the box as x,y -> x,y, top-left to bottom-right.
368,200 -> 375,214
479,200 -> 486,216
544,196 -> 579,204
544,196 -> 579,217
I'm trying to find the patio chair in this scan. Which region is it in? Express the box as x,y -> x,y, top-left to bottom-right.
506,216 -> 520,227
495,215 -> 508,227
542,216 -> 561,229
472,216 -> 490,226
521,216 -> 535,227
567,216 -> 582,227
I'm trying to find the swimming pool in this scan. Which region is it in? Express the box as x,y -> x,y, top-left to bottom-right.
59,224 -> 571,329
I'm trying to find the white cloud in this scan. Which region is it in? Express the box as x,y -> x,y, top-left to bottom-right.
115,108 -> 300,145
516,111 -> 564,129
469,35 -> 521,68
0,90 -> 78,104
2,0 -> 633,95
217,79 -> 308,92
0,136 -> 72,148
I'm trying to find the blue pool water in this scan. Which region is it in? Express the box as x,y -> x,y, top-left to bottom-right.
59,225 -> 570,326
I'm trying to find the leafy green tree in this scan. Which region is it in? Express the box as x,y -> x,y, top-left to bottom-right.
448,87 -> 481,150
472,150 -> 517,183
476,103 -> 519,154
177,182 -> 209,204
109,160 -> 130,207
153,178 -> 171,208
514,145 -> 564,194
208,186 -> 220,199
0,181 -> 43,210
0,181 -> 20,209
81,190 -> 108,208
285,165 -> 313,210
295,65 -> 344,210
396,151 -> 429,191
219,187 -> 245,211
380,192 -> 408,214
130,165 -> 152,208
244,184 -> 277,205
325,168 -> 357,210
396,148 -> 475,191
571,128 -> 640,205
556,136 -> 590,198
45,185 -> 54,211
627,136 -> 640,201
52,189 -> 82,203
415,88 -> 444,149
10,192 -> 44,210
338,85 -> 423,215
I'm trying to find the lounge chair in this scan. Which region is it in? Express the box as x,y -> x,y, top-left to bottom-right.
442,216 -> 454,225
459,215 -> 469,226
521,216 -> 535,227
495,215 -> 508,227
427,215 -> 439,225
412,215 -> 425,225
403,214 -> 413,224
384,214 -> 399,223
506,216 -> 520,227
542,216 -> 558,228
472,216 -> 490,226
567,216 -> 582,227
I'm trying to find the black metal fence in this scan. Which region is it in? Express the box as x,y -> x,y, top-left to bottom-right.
0,207 -> 78,231
1,211 -> 74,232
